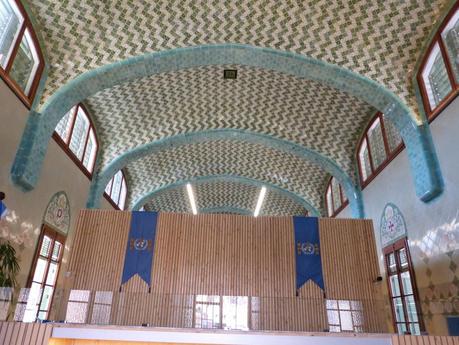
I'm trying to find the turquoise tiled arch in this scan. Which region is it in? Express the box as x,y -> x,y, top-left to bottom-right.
87,129 -> 362,218
11,44 -> 443,212
131,174 -> 320,217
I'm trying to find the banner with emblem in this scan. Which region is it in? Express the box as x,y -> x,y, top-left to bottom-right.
293,216 -> 324,290
121,211 -> 158,286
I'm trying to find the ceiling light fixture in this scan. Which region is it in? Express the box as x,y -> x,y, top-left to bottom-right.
186,183 -> 198,215
254,186 -> 267,217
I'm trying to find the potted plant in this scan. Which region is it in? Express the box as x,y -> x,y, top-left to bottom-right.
0,240 -> 20,287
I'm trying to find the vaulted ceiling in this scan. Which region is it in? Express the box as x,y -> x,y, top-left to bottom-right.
26,0 -> 450,215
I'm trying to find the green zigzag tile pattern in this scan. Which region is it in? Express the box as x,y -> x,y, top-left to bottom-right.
142,180 -> 309,216
123,139 -> 327,214
85,65 -> 376,182
30,0 -> 448,117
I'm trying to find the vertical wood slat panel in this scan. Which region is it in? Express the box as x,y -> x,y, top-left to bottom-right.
391,335 -> 459,345
0,322 -> 52,345
67,211 -> 381,330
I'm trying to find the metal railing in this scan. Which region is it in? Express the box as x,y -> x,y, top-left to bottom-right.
0,287 -> 395,333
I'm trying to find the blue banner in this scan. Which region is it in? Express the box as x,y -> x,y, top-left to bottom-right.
121,211 -> 158,286
0,201 -> 7,219
293,216 -> 324,290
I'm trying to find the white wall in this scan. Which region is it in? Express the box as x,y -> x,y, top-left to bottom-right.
0,80 -> 113,288
359,96 -> 459,335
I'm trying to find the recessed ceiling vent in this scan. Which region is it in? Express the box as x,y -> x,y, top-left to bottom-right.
223,69 -> 237,79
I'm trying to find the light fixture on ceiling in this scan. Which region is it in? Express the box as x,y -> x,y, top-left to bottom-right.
254,186 -> 267,217
186,183 -> 198,215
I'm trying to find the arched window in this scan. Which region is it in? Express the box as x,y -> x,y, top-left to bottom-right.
0,0 -> 44,106
357,113 -> 403,187
325,177 -> 348,217
418,3 -> 459,120
54,104 -> 98,176
104,170 -> 127,210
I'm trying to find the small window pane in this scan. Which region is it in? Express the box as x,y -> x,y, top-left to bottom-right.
409,322 -> 420,335
367,117 -> 386,169
326,186 -> 333,217
118,178 -> 127,210
405,295 -> 418,322
331,178 -> 341,212
393,297 -> 405,322
400,271 -> 413,295
422,43 -> 453,110
69,107 -> 90,160
45,262 -> 58,286
388,253 -> 397,273
358,139 -> 371,181
0,0 -> 23,68
389,275 -> 401,297
32,258 -> 48,283
105,178 -> 113,195
9,29 -> 40,95
52,241 -> 62,261
398,248 -> 408,269
110,171 -> 122,204
382,114 -> 402,152
339,310 -> 353,331
397,322 -> 407,333
83,129 -> 97,172
441,9 -> 459,83
39,285 -> 53,312
55,107 -> 75,143
40,235 -> 52,257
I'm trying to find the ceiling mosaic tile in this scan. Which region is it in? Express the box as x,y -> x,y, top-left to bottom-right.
85,64 -> 376,182
29,0 -> 448,115
123,139 -> 328,214
142,179 -> 309,216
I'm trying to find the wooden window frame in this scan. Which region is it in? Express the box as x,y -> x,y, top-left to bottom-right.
103,170 -> 127,210
0,0 -> 45,108
52,103 -> 99,179
417,2 -> 459,122
325,176 -> 349,218
26,225 -> 66,321
357,112 -> 405,189
383,238 -> 425,334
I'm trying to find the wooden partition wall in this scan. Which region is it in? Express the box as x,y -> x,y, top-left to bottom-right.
60,210 -> 385,332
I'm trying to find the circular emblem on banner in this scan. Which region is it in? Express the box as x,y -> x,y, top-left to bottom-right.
301,242 -> 315,255
134,239 -> 148,251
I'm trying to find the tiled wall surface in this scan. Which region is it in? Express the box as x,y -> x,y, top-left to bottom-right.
354,96 -> 459,335
0,80 -> 114,287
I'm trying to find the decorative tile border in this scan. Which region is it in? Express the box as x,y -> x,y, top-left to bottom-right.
10,45 -> 443,210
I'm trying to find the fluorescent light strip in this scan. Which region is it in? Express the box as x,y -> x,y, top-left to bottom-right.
186,183 -> 198,215
254,186 -> 267,217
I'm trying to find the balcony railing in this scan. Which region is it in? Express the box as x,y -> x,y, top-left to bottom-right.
0,287 -> 396,333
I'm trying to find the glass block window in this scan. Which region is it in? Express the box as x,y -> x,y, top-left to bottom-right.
325,176 -> 348,217
25,226 -> 65,322
104,170 -> 128,210
54,104 -> 98,175
357,112 -> 404,186
326,299 -> 363,332
419,4 -> 459,119
384,238 -> 424,335
0,0 -> 44,105
194,295 -> 221,329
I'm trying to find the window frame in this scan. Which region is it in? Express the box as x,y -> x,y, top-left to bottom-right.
52,103 -> 99,179
103,170 -> 127,210
357,112 -> 404,188
417,2 -> 459,122
325,176 -> 349,218
383,238 -> 425,334
25,225 -> 65,321
0,0 -> 45,108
